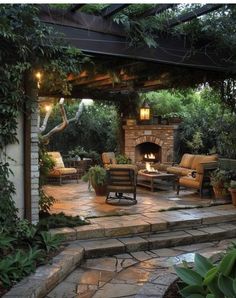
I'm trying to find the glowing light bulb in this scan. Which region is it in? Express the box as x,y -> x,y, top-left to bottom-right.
45,105 -> 52,112
35,72 -> 41,80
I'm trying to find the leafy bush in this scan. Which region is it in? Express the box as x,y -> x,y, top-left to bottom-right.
37,231 -> 63,253
116,154 -> 132,164
38,212 -> 88,229
175,248 -> 236,298
210,169 -> 235,189
39,189 -> 56,215
0,163 -> 18,228
0,247 -> 42,288
82,165 -> 107,188
0,230 -> 16,253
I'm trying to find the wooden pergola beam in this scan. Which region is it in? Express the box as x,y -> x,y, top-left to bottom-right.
135,4 -> 176,19
70,4 -> 86,13
167,4 -> 223,28
101,4 -> 130,18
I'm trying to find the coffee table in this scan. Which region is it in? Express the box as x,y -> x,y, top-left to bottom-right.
137,170 -> 176,192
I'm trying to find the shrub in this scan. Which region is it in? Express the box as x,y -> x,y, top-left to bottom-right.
116,154 -> 132,164
175,248 -> 236,298
82,165 -> 107,188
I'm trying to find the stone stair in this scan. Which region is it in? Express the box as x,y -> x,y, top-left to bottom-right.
50,205 -> 236,244
5,205 -> 236,298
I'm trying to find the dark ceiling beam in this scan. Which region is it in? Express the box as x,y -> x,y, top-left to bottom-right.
40,7 -> 126,37
70,4 -> 86,13
101,4 -> 130,18
135,4 -> 176,19
48,23 -> 234,72
167,4 -> 223,28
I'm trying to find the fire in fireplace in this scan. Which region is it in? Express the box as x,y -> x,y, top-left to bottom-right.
135,142 -> 161,163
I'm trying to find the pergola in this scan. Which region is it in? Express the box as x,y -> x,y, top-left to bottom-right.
39,4 -> 235,99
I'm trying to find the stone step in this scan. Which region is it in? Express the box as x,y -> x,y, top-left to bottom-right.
50,205 -> 236,242
76,221 -> 236,258
5,221 -> 236,298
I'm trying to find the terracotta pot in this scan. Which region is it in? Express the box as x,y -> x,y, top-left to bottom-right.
213,186 -> 230,199
229,188 -> 236,206
92,184 -> 107,196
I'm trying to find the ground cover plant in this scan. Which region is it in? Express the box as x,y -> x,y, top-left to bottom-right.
0,220 -> 63,296
175,242 -> 236,298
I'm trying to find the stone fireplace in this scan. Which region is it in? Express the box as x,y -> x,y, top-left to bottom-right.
123,124 -> 178,163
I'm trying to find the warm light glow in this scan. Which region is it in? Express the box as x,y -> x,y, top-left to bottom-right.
140,107 -> 150,120
35,72 -> 42,80
45,105 -> 52,112
144,153 -> 155,159
145,162 -> 158,173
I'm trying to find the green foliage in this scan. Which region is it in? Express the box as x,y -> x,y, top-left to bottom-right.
141,90 -> 185,118
0,247 -> 41,288
0,230 -> 16,252
38,212 -> 88,229
39,189 -> 56,214
82,165 -> 107,188
178,87 -> 236,158
37,231 -> 63,253
175,249 -> 236,298
210,169 -> 236,189
47,102 -> 119,155
116,154 -> 132,164
0,162 -> 18,228
39,144 -> 55,186
186,131 -> 204,154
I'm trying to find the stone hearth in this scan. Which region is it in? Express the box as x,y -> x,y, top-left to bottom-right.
123,124 -> 178,163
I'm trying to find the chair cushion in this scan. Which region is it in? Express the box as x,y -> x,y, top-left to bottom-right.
191,154 -> 218,170
102,152 -> 116,165
48,167 -> 77,176
179,154 -> 195,168
109,164 -> 138,174
179,176 -> 200,189
48,152 -> 65,168
167,166 -> 192,176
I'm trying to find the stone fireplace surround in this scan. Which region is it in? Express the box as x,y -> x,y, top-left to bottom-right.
123,124 -> 178,164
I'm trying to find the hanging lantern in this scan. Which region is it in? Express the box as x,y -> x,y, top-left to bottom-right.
140,101 -> 150,120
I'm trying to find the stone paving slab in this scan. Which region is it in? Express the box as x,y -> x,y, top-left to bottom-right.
50,205 -> 236,242
4,205 -> 236,298
77,238 -> 126,258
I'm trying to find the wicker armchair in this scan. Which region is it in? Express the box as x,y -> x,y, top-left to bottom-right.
47,152 -> 79,185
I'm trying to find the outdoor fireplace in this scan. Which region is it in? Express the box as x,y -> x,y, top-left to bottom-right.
123,124 -> 178,164
135,142 -> 161,163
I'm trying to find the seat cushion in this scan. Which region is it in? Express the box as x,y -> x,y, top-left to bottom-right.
191,154 -> 218,170
179,154 -> 195,169
179,176 -> 200,189
49,167 -> 77,176
167,166 -> 192,176
48,152 -> 65,168
102,152 -> 116,165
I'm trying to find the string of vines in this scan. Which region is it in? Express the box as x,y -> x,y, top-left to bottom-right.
0,4 -> 89,226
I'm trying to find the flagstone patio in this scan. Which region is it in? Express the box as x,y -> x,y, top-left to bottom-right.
43,181 -> 228,219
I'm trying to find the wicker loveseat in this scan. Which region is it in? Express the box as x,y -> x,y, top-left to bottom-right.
167,154 -> 218,197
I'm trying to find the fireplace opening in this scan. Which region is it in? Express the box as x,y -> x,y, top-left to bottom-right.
135,142 -> 161,163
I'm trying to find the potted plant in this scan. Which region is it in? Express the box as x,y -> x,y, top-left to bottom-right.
82,165 -> 107,196
229,180 -> 236,206
210,169 -> 231,199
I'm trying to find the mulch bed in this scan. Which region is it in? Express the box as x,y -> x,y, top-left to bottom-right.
163,279 -> 181,298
